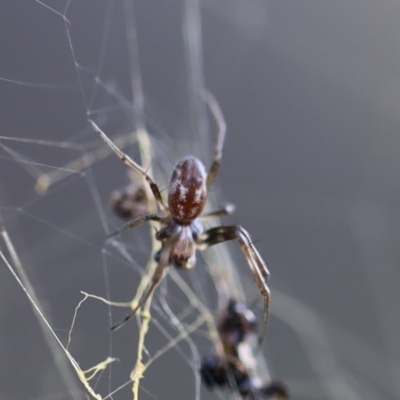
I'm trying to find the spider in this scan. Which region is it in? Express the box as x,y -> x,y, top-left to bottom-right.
201,300 -> 288,399
201,355 -> 288,400
218,299 -> 257,355
110,179 -> 148,221
89,92 -> 270,332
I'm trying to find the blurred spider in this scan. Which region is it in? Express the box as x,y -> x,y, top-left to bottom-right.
201,355 -> 288,400
218,299 -> 257,356
90,92 -> 270,332
110,179 -> 148,220
201,299 -> 288,399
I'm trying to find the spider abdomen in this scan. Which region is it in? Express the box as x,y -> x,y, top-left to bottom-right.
168,156 -> 207,225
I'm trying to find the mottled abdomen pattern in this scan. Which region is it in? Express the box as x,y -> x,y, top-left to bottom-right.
168,156 -> 207,225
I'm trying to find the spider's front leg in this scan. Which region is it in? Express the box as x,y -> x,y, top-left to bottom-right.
199,225 -> 270,340
90,119 -> 168,212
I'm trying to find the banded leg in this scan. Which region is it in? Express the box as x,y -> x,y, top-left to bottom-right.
200,203 -> 235,219
90,120 -> 168,212
108,213 -> 162,238
111,237 -> 173,331
203,91 -> 227,188
200,225 -> 270,342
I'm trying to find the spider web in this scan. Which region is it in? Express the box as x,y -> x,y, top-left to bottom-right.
1,1 -> 400,400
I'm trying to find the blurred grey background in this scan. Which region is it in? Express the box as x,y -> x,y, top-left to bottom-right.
1,1 -> 400,399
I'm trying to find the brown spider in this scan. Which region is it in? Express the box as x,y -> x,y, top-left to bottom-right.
201,355 -> 288,400
201,299 -> 288,399
218,299 -> 258,355
110,179 -> 148,221
89,93 -> 270,332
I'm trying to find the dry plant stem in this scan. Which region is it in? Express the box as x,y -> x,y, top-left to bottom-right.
0,215 -> 116,400
120,1 -> 167,397
127,128 -> 159,400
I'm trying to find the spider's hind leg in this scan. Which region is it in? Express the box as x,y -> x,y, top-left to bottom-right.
200,225 -> 270,342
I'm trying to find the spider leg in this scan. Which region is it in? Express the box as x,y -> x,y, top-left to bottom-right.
200,225 -> 270,342
200,203 -> 235,219
111,238 -> 172,331
108,213 -> 162,237
202,91 -> 226,188
90,120 -> 168,212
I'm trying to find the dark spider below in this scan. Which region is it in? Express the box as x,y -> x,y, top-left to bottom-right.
201,299 -> 289,399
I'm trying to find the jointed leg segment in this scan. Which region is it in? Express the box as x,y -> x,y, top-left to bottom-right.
111,237 -> 174,331
108,213 -> 162,237
200,225 -> 270,341
90,120 -> 168,212
203,91 -> 226,188
200,204 -> 235,219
